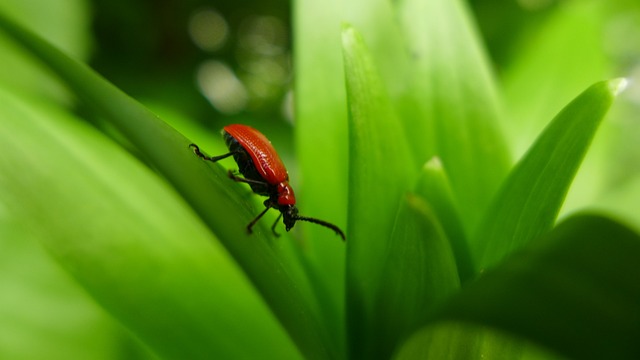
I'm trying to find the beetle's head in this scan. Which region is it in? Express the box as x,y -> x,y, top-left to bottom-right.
282,205 -> 299,231
280,205 -> 346,241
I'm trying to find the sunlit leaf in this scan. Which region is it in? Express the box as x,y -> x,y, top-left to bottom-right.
0,0 -> 90,102
342,24 -> 417,357
0,88 -> 301,359
0,12 -> 334,359
414,158 -> 473,282
293,0 -> 349,352
472,79 -> 624,271
501,1 -> 610,157
372,194 -> 459,359
394,0 -> 511,231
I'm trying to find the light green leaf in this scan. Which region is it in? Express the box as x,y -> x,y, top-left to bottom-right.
342,0 -> 411,101
0,11 -> 334,359
501,1 -> 611,157
371,194 -> 459,359
342,25 -> 417,357
0,88 -> 301,359
0,212 -> 150,360
394,0 -> 511,231
414,158 -> 473,282
472,79 -> 624,270
0,0 -> 90,102
439,214 -> 640,359
293,0 -> 348,352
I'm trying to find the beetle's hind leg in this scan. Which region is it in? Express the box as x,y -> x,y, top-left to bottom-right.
189,143 -> 236,162
227,170 -> 269,187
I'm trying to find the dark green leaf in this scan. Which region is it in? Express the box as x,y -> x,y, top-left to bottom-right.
439,214 -> 640,359
393,322 -> 562,360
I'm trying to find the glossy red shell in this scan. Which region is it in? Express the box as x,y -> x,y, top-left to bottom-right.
223,124 -> 296,205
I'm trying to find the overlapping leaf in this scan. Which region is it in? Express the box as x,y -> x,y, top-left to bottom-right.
472,79 -> 624,271
439,214 -> 640,359
0,12 -> 334,360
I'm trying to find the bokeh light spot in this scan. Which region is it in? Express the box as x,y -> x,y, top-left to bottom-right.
197,60 -> 248,114
188,8 -> 229,52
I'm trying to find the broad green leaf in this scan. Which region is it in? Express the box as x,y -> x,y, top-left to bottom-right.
394,0 -> 511,231
371,194 -> 459,359
0,0 -> 90,103
414,158 -> 473,282
0,88 -> 301,359
0,12 -> 334,359
342,25 -> 417,358
472,79 -> 624,271
293,0 -> 348,352
0,212 -> 150,360
438,214 -> 640,359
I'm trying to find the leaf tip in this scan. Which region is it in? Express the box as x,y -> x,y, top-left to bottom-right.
424,156 -> 443,171
340,22 -> 359,48
609,77 -> 629,96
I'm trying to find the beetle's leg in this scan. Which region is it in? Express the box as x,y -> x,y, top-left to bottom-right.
189,143 -> 237,162
227,170 -> 269,186
246,206 -> 271,234
270,213 -> 283,237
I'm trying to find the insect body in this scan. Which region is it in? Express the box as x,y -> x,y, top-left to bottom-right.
190,124 -> 345,241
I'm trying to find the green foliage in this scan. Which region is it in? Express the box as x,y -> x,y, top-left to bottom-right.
1,0 -> 640,359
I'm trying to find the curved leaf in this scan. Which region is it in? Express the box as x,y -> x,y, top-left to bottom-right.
293,0 -> 349,353
394,0 -> 511,231
439,214 -> 640,359
472,79 -> 625,271
414,158 -> 473,282
0,88 -> 301,359
393,322 -> 562,360
342,25 -> 417,357
0,11 -> 333,359
372,194 -> 459,359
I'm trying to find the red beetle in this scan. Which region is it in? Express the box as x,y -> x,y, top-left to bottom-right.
190,124 -> 345,241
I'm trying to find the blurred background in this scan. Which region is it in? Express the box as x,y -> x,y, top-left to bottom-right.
1,0 -> 639,358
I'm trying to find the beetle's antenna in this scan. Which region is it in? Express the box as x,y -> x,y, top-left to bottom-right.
294,216 -> 346,241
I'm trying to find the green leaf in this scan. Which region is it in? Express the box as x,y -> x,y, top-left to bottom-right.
438,214 -> 640,359
394,0 -> 511,231
501,1 -> 611,157
293,0 -> 349,352
393,322 -> 562,360
472,79 -> 625,270
0,0 -> 90,102
0,88 -> 301,359
0,212 -> 147,360
0,11 -> 334,359
372,194 -> 459,359
414,158 -> 473,282
342,25 -> 417,357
